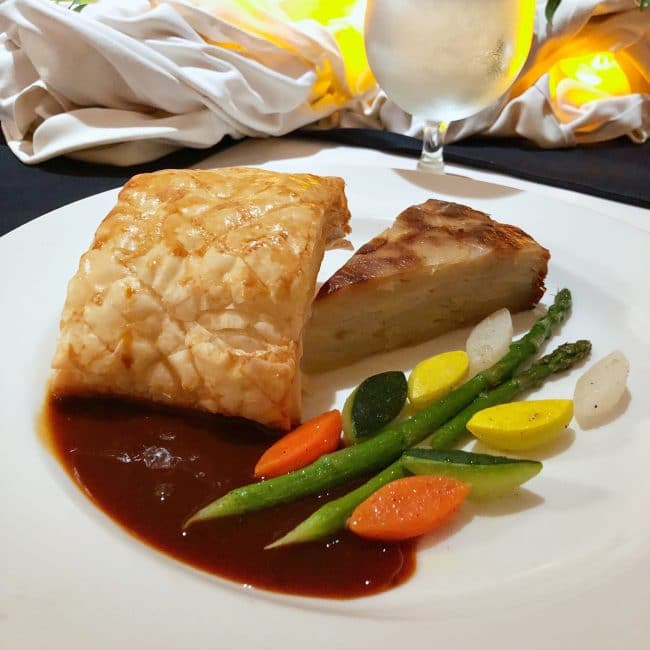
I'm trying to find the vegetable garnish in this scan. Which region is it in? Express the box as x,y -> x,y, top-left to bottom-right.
467,399 -> 574,451
573,350 -> 629,428
408,350 -> 469,408
466,308 -> 513,375
348,475 -> 470,541
183,289 -> 573,529
342,371 -> 407,445
268,340 -> 590,548
402,449 -> 542,500
254,410 -> 342,479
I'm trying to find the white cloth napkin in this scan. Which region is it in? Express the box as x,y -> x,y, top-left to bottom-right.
1,0 -> 649,165
0,0 -> 362,164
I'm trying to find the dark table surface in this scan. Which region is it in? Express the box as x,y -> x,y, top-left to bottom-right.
1,128 -> 648,237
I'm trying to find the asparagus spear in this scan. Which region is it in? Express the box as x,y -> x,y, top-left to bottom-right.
268,340 -> 590,548
184,289 -> 572,528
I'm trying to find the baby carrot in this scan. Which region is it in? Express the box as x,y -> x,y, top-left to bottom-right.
254,410 -> 342,479
347,475 -> 470,541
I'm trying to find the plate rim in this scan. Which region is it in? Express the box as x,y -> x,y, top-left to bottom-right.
2,162 -> 649,650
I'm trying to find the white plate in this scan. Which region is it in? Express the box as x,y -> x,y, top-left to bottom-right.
1,164 -> 649,650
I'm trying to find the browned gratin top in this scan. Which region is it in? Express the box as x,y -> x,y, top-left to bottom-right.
317,199 -> 550,299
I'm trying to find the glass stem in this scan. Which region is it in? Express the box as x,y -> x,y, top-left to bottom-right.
418,120 -> 447,174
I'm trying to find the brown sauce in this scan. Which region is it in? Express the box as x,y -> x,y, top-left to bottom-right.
45,396 -> 415,599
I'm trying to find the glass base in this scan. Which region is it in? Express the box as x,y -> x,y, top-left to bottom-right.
417,151 -> 444,174
418,120 -> 447,174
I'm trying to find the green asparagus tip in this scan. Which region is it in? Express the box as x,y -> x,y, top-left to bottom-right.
554,288 -> 571,307
545,339 -> 591,368
565,339 -> 591,358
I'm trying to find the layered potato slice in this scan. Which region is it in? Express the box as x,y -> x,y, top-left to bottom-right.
51,167 -> 351,430
303,199 -> 549,372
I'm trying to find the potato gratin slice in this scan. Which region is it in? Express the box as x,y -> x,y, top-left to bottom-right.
303,200 -> 548,372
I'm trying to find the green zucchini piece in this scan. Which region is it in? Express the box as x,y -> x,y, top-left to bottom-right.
401,448 -> 542,500
342,371 -> 408,445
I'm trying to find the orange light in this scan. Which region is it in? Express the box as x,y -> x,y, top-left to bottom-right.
549,51 -> 631,119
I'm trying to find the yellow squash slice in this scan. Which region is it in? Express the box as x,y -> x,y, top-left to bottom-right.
467,399 -> 573,451
408,351 -> 469,409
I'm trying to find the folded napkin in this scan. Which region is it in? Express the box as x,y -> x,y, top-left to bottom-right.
0,0 -> 369,164
1,0 -> 649,165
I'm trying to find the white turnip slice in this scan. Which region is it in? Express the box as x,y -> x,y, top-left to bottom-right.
574,350 -> 629,427
466,308 -> 513,375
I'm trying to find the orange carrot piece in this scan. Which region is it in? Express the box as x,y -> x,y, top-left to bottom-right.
348,475 -> 470,541
254,410 -> 342,479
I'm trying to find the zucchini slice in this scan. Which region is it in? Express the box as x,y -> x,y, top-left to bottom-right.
342,371 -> 408,445
401,448 -> 542,500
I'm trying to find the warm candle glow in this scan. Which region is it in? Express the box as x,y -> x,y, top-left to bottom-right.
549,51 -> 631,110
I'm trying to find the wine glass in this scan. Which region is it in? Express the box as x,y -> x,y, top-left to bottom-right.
364,0 -> 536,173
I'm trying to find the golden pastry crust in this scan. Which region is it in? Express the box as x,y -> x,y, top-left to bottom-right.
51,167 -> 351,430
